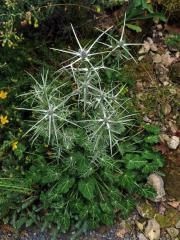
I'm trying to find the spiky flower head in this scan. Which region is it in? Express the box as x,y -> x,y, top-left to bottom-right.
17,70 -> 77,145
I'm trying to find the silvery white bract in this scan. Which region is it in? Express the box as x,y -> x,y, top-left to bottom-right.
18,14 -> 142,155
17,70 -> 78,145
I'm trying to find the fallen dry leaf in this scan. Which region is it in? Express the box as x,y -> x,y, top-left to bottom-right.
167,201 -> 180,209
154,142 -> 169,155
0,224 -> 15,234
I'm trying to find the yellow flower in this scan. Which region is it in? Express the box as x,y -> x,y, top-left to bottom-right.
0,90 -> 8,99
34,19 -> 39,28
0,115 -> 9,125
12,141 -> 18,151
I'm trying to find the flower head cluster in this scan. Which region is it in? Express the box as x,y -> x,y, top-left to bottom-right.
17,71 -> 78,144
51,24 -> 112,76
19,14 -> 141,155
98,13 -> 143,65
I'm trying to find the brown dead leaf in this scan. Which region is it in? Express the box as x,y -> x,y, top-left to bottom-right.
168,201 -> 180,209
0,224 -> 15,233
116,220 -> 129,238
154,142 -> 169,155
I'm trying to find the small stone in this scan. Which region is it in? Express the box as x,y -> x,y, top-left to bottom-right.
138,233 -> 148,240
145,219 -> 160,240
143,116 -> 152,123
157,24 -> 163,30
144,43 -> 151,52
163,81 -> 169,86
165,233 -> 171,240
167,136 -> 179,150
175,220 -> 180,229
147,174 -> 166,202
166,227 -> 179,238
140,41 -> 151,53
116,228 -> 126,238
116,220 -> 128,238
161,53 -> 174,66
168,121 -> 178,134
162,103 -> 171,115
153,54 -> 162,63
147,37 -> 153,44
150,44 -> 158,52
160,134 -> 170,143
137,203 -> 156,219
175,52 -> 179,58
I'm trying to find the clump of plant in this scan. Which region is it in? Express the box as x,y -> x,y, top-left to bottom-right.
0,0 -> 60,47
0,15 -> 164,239
165,34 -> 180,51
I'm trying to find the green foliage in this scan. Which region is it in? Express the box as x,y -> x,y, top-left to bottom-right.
126,23 -> 142,33
165,34 -> 180,51
126,0 -> 165,21
0,124 -> 164,236
124,0 -> 166,32
0,3 -> 165,238
78,178 -> 96,200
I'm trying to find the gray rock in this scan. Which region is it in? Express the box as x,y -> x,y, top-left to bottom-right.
175,220 -> 180,229
167,136 -> 179,150
145,219 -> 160,240
153,54 -> 162,63
166,227 -> 179,238
147,174 -> 166,202
151,44 -> 158,52
138,233 -> 148,240
157,24 -> 163,30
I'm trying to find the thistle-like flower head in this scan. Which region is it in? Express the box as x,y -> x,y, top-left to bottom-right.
98,13 -> 143,64
80,104 -> 135,154
51,24 -> 112,76
17,71 -> 78,145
